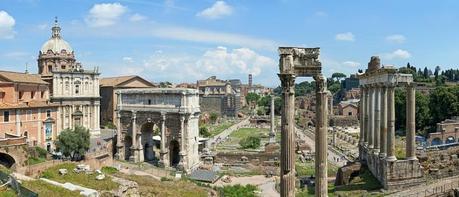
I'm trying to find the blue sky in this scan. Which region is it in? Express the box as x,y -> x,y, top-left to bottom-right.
1,0 -> 459,87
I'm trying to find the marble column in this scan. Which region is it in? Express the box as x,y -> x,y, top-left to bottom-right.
115,111 -> 124,160
129,111 -> 137,162
314,75 -> 328,197
178,114 -> 187,170
364,86 -> 370,145
386,86 -> 397,161
406,84 -> 417,160
269,95 -> 276,143
379,86 -> 388,158
278,73 -> 295,197
359,87 -> 365,145
160,112 -> 169,167
368,87 -> 374,149
374,86 -> 381,153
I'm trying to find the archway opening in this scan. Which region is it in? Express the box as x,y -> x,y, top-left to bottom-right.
124,136 -> 132,161
170,140 -> 180,167
141,122 -> 156,162
0,152 -> 16,168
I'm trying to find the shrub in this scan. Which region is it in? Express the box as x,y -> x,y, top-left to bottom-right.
239,136 -> 261,149
199,126 -> 211,137
101,166 -> 118,175
218,184 -> 257,197
210,112 -> 219,124
35,146 -> 48,158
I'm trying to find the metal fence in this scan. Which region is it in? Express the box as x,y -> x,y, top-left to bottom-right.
0,171 -> 38,197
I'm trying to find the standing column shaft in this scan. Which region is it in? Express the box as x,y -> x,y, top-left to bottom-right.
160,113 -> 169,167
270,96 -> 275,142
365,87 -> 370,145
115,111 -> 124,159
379,86 -> 388,157
374,86 -> 381,153
359,87 -> 365,144
279,74 -> 295,197
406,84 -> 417,160
130,111 -> 137,161
368,87 -> 374,148
315,75 -> 328,197
386,86 -> 397,161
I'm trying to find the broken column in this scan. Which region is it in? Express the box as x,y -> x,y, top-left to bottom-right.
315,75 -> 328,197
406,84 -> 417,160
269,95 -> 276,143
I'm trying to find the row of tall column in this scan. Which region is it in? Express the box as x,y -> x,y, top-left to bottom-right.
360,84 -> 416,161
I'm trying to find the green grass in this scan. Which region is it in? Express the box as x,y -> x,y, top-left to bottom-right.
27,157 -> 46,165
114,173 -> 208,197
231,128 -> 268,139
22,180 -> 80,197
297,183 -> 336,197
0,188 -> 17,197
40,163 -> 119,191
296,161 -> 339,177
101,166 -> 118,175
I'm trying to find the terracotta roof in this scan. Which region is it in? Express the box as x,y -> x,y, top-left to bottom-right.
100,75 -> 154,87
0,101 -> 58,109
0,70 -> 48,84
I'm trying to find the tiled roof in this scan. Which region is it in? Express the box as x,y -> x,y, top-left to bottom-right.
0,101 -> 58,109
0,70 -> 48,84
100,75 -> 154,87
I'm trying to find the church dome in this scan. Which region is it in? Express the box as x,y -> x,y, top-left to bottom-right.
40,18 -> 73,54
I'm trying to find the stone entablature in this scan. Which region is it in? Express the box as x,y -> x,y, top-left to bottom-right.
358,56 -> 423,190
115,88 -> 200,173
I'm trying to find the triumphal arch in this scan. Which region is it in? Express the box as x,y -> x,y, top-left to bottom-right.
278,47 -> 329,197
114,88 -> 200,173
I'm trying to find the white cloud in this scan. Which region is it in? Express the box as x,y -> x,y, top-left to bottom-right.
122,56 -> 134,63
129,13 -> 146,22
381,49 -> 411,60
386,34 -> 406,44
335,32 -> 355,42
342,61 -> 360,68
0,11 -> 16,39
150,25 -> 276,50
196,1 -> 233,20
86,3 -> 127,27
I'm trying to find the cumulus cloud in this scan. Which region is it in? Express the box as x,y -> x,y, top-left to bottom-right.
335,32 -> 355,42
86,3 -> 127,27
386,34 -> 406,44
342,61 -> 360,68
196,1 -> 233,20
382,49 -> 411,60
129,13 -> 146,22
0,11 -> 16,39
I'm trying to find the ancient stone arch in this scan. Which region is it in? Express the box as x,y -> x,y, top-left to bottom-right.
277,47 -> 328,197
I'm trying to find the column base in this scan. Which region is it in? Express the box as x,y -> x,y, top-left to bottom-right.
406,156 -> 418,161
386,156 -> 397,162
378,152 -> 387,158
373,148 -> 380,155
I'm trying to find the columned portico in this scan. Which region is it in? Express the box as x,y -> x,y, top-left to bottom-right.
357,56 -> 423,190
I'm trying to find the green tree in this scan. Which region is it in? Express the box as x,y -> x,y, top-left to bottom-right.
199,126 -> 211,137
394,89 -> 406,132
209,112 -> 219,124
328,83 -> 341,94
429,86 -> 459,130
219,184 -> 257,197
415,92 -> 430,136
246,93 -> 260,104
55,126 -> 90,160
239,136 -> 261,149
331,72 -> 347,81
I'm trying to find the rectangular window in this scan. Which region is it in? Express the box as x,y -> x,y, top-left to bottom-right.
31,91 -> 35,99
3,111 -> 9,122
27,110 -> 32,120
46,109 -> 51,118
19,92 -> 23,100
41,91 -> 45,98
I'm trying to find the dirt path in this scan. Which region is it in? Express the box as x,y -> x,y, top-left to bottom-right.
213,175 -> 279,196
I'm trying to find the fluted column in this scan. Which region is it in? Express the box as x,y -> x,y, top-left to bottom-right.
374,86 -> 381,153
279,73 -> 296,197
368,87 -> 374,149
386,86 -> 397,161
129,111 -> 137,162
314,75 -> 328,197
160,112 -> 169,167
406,84 -> 417,160
379,86 -> 388,158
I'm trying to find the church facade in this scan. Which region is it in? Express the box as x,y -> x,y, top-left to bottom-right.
38,19 -> 100,135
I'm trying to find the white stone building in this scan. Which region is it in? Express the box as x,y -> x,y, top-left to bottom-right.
38,19 -> 100,135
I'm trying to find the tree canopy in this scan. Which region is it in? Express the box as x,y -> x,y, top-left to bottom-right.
55,126 -> 90,160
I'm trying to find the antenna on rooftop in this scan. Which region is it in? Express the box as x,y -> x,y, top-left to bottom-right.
25,62 -> 29,74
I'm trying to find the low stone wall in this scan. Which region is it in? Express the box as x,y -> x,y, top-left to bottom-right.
361,146 -> 425,190
215,152 -> 279,166
330,116 -> 359,127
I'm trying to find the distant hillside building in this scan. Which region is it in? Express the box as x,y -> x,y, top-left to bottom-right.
37,19 -> 100,135
100,75 -> 156,126
338,99 -> 359,117
0,70 -> 58,150
197,76 -> 240,117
